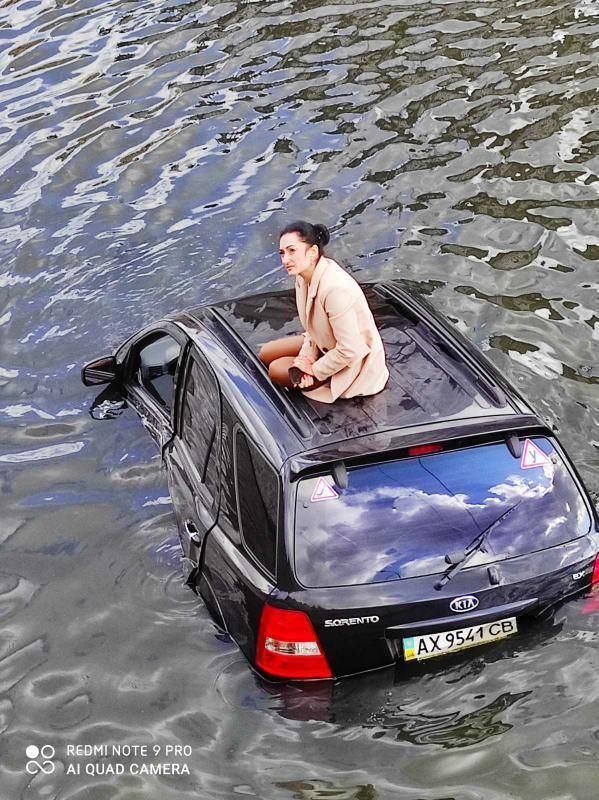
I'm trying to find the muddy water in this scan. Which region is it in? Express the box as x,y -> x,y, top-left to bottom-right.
1,0 -> 598,798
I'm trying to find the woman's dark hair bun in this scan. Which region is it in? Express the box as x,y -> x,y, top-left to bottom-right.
278,220 -> 330,253
313,223 -> 330,247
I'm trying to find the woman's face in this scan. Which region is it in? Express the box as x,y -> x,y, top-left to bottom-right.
279,232 -> 318,276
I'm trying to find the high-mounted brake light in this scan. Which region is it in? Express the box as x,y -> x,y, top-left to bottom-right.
408,443 -> 443,457
592,554 -> 599,586
256,604 -> 332,679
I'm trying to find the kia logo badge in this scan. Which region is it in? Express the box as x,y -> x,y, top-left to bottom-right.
450,595 -> 479,613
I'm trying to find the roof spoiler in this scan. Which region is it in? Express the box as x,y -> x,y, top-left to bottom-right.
287,414 -> 550,479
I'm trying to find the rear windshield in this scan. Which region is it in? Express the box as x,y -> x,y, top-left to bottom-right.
294,438 -> 592,588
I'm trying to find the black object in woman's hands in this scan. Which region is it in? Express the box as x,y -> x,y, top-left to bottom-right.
288,366 -> 304,388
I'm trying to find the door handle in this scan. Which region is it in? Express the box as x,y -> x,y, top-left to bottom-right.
184,520 -> 201,546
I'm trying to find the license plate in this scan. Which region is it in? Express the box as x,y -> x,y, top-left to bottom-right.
403,617 -> 518,661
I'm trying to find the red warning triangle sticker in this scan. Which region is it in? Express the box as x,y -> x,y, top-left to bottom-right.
310,476 -> 339,502
520,439 -> 551,469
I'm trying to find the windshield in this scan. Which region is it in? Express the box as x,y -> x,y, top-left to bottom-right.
294,438 -> 591,588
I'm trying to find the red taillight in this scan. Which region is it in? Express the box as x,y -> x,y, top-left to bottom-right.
255,604 -> 332,680
408,443 -> 443,457
592,554 -> 599,586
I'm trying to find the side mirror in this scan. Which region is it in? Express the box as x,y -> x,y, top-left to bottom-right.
89,384 -> 127,420
81,355 -> 119,387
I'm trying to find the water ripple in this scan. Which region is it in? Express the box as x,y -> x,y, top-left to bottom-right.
0,0 -> 598,797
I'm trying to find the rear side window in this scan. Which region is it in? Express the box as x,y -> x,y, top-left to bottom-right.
235,431 -> 278,576
294,438 -> 592,588
180,355 -> 220,500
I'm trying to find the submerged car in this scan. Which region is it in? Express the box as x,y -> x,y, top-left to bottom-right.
82,281 -> 599,680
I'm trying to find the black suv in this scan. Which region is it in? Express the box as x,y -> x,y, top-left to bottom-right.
82,282 -> 599,680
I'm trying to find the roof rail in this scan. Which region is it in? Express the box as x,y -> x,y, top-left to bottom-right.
375,282 -> 510,409
206,308 -> 313,440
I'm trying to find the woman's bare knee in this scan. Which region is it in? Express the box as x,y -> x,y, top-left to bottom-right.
259,339 -> 284,365
269,357 -> 295,388
259,336 -> 303,367
258,344 -> 270,365
268,361 -> 285,384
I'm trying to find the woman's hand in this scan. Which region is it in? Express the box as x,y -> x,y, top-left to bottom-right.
298,373 -> 315,389
291,355 -> 316,389
293,355 -> 315,375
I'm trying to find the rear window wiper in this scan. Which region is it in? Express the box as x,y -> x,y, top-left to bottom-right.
434,501 -> 522,591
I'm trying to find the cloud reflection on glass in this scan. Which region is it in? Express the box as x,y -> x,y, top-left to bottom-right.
295,439 -> 591,588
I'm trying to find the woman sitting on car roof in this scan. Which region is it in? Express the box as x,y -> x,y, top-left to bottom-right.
259,220 -> 389,404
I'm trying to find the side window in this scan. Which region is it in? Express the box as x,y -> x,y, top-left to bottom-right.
235,430 -> 278,576
180,355 -> 220,500
135,334 -> 181,413
216,396 -> 241,545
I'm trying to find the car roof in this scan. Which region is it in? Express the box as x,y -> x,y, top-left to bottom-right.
177,281 -> 538,471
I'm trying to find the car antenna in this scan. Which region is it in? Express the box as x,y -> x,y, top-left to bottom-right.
332,461 -> 348,489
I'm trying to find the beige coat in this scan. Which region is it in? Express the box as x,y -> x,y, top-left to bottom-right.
295,257 -> 389,403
